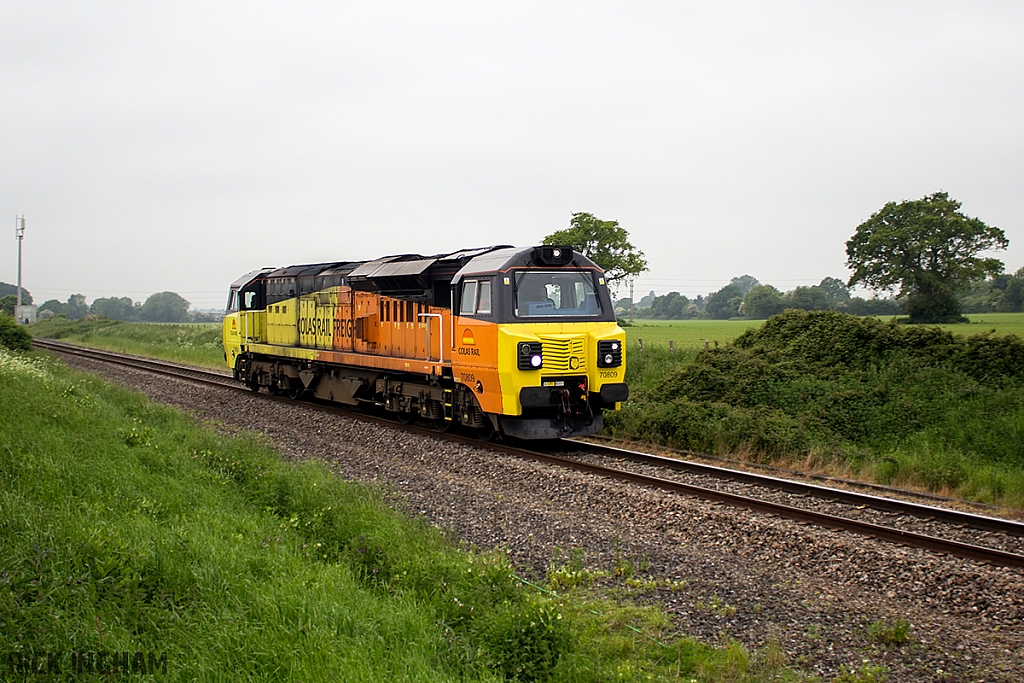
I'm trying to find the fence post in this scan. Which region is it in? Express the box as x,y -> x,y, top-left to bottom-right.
669,340 -> 674,354
638,338 -> 643,354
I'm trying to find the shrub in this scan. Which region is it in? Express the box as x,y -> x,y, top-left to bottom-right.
0,314 -> 32,351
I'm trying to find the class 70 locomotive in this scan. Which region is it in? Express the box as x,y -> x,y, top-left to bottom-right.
222,245 -> 628,439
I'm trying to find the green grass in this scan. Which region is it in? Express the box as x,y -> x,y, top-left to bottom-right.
28,316 -> 225,368
0,345 -> 806,682
624,319 -> 764,351
624,312 -> 1024,350
936,312 -> 1024,338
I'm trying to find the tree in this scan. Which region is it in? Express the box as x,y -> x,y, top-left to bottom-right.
785,286 -> 831,312
957,267 -> 1024,313
728,275 -> 760,296
91,297 -> 138,321
704,283 -> 743,319
648,292 -> 690,319
0,282 -> 32,304
0,295 -> 17,317
1002,268 -> 1024,312
66,294 -> 88,320
740,285 -> 784,319
817,277 -> 851,304
140,292 -> 190,322
844,296 -> 904,316
846,192 -> 1008,323
543,212 -> 648,283
38,299 -> 68,317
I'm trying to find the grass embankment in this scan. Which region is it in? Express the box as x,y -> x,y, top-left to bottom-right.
609,310 -> 1024,510
29,316 -> 225,369
0,345 -> 802,681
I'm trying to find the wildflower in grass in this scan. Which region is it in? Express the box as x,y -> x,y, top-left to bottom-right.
0,347 -> 53,382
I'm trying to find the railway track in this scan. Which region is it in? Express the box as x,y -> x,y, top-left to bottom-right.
34,337 -> 1024,569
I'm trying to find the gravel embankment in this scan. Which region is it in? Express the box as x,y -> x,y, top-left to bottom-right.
58,354 -> 1024,682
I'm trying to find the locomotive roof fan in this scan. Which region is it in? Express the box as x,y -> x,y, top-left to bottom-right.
532,245 -> 574,266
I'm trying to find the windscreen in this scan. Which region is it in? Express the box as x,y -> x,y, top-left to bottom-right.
514,271 -> 602,318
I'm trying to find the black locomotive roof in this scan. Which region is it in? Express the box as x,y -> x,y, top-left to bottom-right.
246,244 -> 597,294
451,246 -> 600,284
260,246 -> 513,282
229,268 -> 273,289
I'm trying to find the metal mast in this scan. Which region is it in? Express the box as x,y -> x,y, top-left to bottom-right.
15,216 -> 25,307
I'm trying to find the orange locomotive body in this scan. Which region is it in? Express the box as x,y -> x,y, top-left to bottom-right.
223,245 -> 628,439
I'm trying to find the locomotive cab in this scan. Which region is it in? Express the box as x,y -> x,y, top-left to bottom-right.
451,246 -> 628,439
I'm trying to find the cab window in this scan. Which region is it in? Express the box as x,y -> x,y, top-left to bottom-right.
460,281 -> 477,315
459,279 -> 493,316
514,271 -> 601,318
477,281 -> 492,314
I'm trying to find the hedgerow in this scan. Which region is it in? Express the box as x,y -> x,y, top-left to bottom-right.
607,310 -> 1024,504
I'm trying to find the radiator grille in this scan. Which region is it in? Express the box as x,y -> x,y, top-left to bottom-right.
540,336 -> 587,372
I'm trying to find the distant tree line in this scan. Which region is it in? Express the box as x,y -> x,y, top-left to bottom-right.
956,268 -> 1024,314
34,291 -> 220,323
0,283 -> 33,316
619,264 -> 1024,322
618,275 -> 906,321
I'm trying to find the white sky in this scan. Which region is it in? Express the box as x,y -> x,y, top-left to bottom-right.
2,1 -> 1022,309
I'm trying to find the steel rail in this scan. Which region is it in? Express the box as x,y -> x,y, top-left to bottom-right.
476,440 -> 1024,569
31,338 -> 237,388
584,434 -> 1003,511
561,440 -> 1024,537
33,337 -> 1024,569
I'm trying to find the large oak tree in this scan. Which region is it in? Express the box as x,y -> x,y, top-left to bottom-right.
543,212 -> 647,283
846,192 -> 1008,323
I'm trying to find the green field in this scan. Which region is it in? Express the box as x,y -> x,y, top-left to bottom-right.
0,341 -> 806,682
624,312 -> 1024,350
624,319 -> 763,351
935,312 -> 1024,338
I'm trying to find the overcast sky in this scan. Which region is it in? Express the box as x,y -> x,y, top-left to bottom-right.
3,1 -> 1022,309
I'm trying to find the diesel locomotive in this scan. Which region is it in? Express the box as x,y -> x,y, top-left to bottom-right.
222,245 -> 628,439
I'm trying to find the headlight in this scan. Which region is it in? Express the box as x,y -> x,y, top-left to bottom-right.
518,341 -> 543,370
597,339 -> 623,368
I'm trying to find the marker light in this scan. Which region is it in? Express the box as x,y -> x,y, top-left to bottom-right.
518,341 -> 543,370
597,339 -> 623,368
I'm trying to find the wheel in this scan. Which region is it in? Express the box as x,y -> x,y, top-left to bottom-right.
287,384 -> 302,400
475,419 -> 496,442
246,381 -> 260,393
432,418 -> 452,433
396,411 -> 414,425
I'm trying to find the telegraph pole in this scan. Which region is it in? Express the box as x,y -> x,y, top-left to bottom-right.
622,276 -> 630,325
16,216 -> 25,308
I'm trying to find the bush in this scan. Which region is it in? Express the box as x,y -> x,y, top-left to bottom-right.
610,310 -> 1024,505
0,314 -> 32,351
